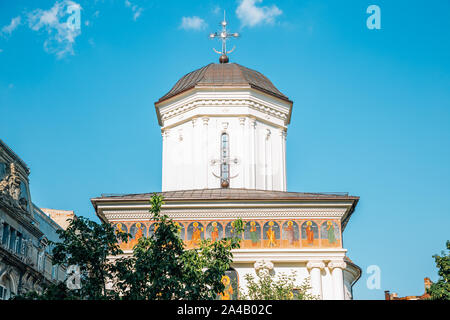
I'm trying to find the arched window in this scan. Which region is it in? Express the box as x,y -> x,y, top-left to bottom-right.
220,133 -> 230,187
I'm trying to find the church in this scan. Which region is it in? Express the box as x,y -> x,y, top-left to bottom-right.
91,17 -> 361,300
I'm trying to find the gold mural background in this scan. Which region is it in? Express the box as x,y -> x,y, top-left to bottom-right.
114,219 -> 342,251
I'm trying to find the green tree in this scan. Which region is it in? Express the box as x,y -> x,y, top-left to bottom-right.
427,240 -> 450,300
14,194 -> 243,300
14,216 -> 129,300
239,271 -> 317,300
114,194 -> 244,299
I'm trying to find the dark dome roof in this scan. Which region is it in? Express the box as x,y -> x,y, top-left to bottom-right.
157,63 -> 291,103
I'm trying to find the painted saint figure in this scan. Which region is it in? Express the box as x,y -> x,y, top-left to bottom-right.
249,221 -> 259,246
174,222 -> 184,240
286,221 -> 295,245
306,221 -> 314,245
115,223 -> 127,244
218,275 -> 233,300
211,222 -> 219,242
326,221 -> 336,244
266,221 -> 276,247
191,222 -> 203,246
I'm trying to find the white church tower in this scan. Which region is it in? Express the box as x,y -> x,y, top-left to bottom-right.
155,20 -> 292,192
92,15 -> 361,300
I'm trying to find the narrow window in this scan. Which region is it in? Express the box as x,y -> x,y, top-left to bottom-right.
220,133 -> 230,188
9,227 -> 16,252
1,224 -> 9,246
16,232 -> 22,255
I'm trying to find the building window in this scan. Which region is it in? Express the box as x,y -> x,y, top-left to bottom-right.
220,133 -> 230,188
19,181 -> 29,211
1,223 -> 9,246
0,285 -> 6,300
16,232 -> 22,255
38,251 -> 46,272
9,227 -> 16,252
52,264 -> 58,280
0,276 -> 11,300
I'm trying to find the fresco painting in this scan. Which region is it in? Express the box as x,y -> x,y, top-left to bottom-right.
282,221 -> 299,247
174,221 -> 186,241
206,221 -> 223,242
244,221 -> 261,247
114,219 -> 341,250
217,269 -> 239,300
114,223 -> 128,244
128,222 -> 147,248
263,221 -> 280,248
188,222 -> 204,246
301,221 -> 319,247
148,222 -> 159,237
225,221 -> 243,240
320,220 -> 340,247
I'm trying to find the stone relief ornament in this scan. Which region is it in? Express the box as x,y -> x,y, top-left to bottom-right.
0,163 -> 26,211
254,259 -> 274,277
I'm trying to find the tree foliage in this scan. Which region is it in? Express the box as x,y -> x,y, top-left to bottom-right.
427,240 -> 450,300
114,194 -> 243,299
239,271 -> 317,300
13,216 -> 129,300
13,194 -> 243,300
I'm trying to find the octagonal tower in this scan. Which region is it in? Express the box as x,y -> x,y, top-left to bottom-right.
155,62 -> 293,192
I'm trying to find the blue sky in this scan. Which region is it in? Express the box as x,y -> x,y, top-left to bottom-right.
1,0 -> 449,300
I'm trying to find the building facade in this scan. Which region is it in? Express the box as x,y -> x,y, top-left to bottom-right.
92,55 -> 362,299
0,139 -> 67,299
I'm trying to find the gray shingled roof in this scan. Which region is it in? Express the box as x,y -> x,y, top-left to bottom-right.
93,188 -> 358,202
156,63 -> 291,103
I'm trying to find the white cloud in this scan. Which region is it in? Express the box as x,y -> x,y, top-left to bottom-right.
236,0 -> 282,27
180,16 -> 207,31
1,16 -> 21,36
27,0 -> 82,59
125,0 -> 143,21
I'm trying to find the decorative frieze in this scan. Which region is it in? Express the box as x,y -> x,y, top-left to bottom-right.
160,98 -> 289,123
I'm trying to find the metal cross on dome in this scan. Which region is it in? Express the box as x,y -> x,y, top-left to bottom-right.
209,11 -> 239,63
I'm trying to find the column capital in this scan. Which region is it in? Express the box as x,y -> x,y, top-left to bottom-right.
328,260 -> 347,270
307,260 -> 325,270
239,117 -> 246,126
192,118 -> 197,127
202,117 -> 209,125
249,118 -> 257,128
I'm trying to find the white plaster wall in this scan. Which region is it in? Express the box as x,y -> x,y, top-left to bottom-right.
162,116 -> 287,192
233,262 -> 346,300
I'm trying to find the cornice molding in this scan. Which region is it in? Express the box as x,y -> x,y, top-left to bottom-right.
101,207 -> 346,221
160,97 -> 289,124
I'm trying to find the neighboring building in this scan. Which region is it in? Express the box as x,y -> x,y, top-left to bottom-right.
385,278 -> 432,300
40,208 -> 76,230
0,138 -> 66,299
91,18 -> 362,300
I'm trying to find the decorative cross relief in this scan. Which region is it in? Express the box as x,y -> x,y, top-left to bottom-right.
210,155 -> 240,187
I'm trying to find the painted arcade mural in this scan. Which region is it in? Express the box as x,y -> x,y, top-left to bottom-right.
113,219 -> 342,251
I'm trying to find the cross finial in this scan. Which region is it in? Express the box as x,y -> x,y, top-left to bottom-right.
209,11 -> 239,63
